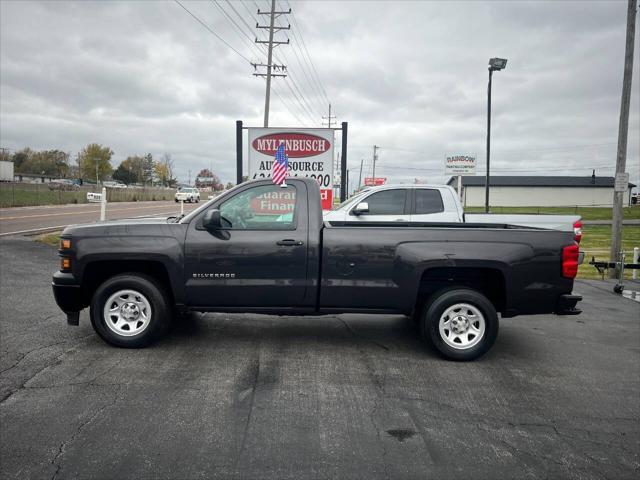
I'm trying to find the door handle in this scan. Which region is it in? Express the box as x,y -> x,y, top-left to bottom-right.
276,239 -> 304,246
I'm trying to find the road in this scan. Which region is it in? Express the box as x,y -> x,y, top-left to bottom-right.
1,238 -> 638,479
0,201 -> 200,236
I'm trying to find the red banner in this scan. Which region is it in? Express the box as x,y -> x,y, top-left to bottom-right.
364,177 -> 387,186
320,189 -> 333,210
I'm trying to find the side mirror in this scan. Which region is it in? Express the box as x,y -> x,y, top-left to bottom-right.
353,202 -> 369,215
203,209 -> 222,230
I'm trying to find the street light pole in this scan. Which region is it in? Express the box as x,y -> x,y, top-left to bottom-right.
485,68 -> 493,213
485,58 -> 507,213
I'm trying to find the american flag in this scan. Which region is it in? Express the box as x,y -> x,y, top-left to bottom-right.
272,142 -> 288,185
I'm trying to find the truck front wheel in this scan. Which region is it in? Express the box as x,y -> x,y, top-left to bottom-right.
90,274 -> 171,348
421,288 -> 498,361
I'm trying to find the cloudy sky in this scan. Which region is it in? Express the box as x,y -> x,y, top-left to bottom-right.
1,0 -> 638,189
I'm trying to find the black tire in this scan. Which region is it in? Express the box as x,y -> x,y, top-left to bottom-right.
420,288 -> 498,361
90,273 -> 171,348
195,198 -> 200,203
174,199 -> 178,203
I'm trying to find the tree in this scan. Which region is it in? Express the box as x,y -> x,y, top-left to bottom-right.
113,161 -> 136,185
195,169 -> 223,190
77,144 -> 113,183
142,153 -> 154,185
225,182 -> 234,190
12,149 -> 70,177
153,153 -> 177,187
12,148 -> 32,171
112,156 -> 146,185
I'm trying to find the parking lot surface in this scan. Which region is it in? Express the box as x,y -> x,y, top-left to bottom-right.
1,237 -> 639,479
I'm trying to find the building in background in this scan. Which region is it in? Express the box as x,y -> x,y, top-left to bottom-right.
447,175 -> 636,207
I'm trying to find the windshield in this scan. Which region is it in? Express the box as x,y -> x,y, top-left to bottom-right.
179,185 -> 240,223
331,189 -> 370,210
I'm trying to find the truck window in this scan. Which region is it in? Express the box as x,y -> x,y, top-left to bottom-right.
219,184 -> 297,230
415,189 -> 444,214
360,189 -> 407,215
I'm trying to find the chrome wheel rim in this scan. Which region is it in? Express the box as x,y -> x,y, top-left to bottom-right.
103,289 -> 152,337
438,303 -> 485,350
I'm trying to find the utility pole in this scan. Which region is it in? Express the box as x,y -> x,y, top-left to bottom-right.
188,169 -> 191,186
255,0 -> 290,127
610,0 -> 636,279
322,104 -> 336,128
372,145 -> 379,185
357,158 -> 364,191
346,169 -> 350,197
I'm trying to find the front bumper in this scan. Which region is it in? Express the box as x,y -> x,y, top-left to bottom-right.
52,272 -> 85,325
555,294 -> 582,315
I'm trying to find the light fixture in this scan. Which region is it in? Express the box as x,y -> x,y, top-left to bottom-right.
489,58 -> 508,71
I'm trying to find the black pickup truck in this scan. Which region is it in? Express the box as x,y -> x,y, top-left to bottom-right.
52,178 -> 581,361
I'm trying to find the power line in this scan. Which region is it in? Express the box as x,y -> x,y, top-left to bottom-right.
281,77 -> 317,124
372,163 -> 639,173
284,19 -> 329,111
272,85 -> 312,127
211,0 -> 264,60
275,35 -> 325,116
350,142 -> 621,155
272,2 -> 326,116
226,0 -> 261,39
174,0 -> 252,63
284,0 -> 331,106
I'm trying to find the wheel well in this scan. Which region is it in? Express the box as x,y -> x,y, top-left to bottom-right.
415,267 -> 506,315
81,260 -> 174,307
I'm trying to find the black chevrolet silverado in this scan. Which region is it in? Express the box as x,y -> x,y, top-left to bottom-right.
52,178 -> 582,361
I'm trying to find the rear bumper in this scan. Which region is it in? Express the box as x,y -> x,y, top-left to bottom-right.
555,294 -> 582,315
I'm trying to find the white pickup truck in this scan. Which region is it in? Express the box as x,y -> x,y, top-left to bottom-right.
325,184 -> 583,243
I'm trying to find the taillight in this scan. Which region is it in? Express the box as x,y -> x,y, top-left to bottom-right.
573,220 -> 583,243
562,244 -> 579,278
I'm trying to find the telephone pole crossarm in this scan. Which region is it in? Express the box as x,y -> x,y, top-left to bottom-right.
257,8 -> 291,15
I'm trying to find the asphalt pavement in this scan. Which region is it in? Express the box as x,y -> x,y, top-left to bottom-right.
0,200 -> 200,236
0,238 -> 639,479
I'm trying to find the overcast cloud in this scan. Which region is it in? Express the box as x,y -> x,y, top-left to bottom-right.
1,0 -> 638,188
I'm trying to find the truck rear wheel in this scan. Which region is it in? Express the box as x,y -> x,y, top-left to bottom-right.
421,288 -> 498,361
90,274 -> 170,348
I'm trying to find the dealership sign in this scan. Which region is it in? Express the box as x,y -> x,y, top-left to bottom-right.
445,155 -> 476,175
248,128 -> 335,210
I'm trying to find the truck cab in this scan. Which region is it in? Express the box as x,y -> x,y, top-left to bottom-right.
324,185 -> 463,223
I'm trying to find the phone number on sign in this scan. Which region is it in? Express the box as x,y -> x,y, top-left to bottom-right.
252,173 -> 332,187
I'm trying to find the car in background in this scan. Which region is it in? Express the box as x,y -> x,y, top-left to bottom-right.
103,181 -> 127,189
175,187 -> 200,203
48,179 -> 80,191
326,184 -> 583,243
